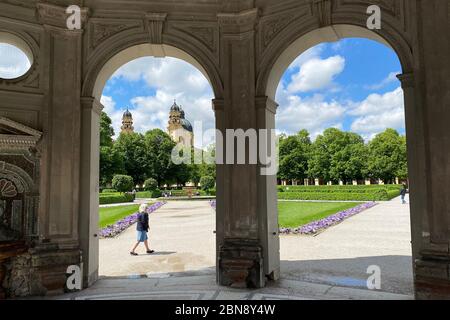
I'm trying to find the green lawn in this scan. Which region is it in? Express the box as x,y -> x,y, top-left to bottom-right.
278,201 -> 360,228
99,204 -> 140,228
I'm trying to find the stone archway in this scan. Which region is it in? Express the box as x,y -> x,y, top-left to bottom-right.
259,24 -> 413,101
254,16 -> 438,297
79,42 -> 221,287
257,23 -> 418,291
1,0 -> 449,299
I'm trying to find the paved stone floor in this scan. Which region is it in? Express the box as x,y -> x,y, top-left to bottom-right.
52,196 -> 414,300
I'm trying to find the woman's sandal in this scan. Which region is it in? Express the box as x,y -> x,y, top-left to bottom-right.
130,252 -> 138,256
146,250 -> 155,254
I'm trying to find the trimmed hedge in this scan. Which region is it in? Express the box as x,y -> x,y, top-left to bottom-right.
136,189 -> 162,199
278,184 -> 401,193
101,189 -> 117,193
99,193 -> 135,205
277,192 -> 389,201
277,185 -> 402,201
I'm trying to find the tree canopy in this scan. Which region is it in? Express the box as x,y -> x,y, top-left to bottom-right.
366,128 -> 408,183
99,110 -> 407,188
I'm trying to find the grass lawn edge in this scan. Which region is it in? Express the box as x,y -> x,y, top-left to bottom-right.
279,201 -> 378,236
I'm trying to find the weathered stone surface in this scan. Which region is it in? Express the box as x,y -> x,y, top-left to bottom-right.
0,0 -> 449,299
219,240 -> 265,288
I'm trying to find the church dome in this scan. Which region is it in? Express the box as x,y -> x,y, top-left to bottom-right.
181,119 -> 193,132
123,109 -> 132,118
170,101 -> 181,112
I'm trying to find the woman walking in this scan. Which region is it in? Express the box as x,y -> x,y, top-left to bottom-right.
130,203 -> 155,255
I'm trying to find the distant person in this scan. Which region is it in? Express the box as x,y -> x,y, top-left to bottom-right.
130,204 -> 154,256
400,184 -> 408,204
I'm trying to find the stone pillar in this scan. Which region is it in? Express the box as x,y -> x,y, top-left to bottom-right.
256,96 -> 280,281
406,1 -> 450,298
79,97 -> 103,288
215,8 -> 268,288
33,3 -> 87,294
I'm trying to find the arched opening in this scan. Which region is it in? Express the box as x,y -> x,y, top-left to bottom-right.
91,44 -> 217,101
266,25 -> 415,296
81,44 -> 217,286
0,32 -> 33,80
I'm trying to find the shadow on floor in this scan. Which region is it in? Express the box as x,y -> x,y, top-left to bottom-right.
280,255 -> 414,295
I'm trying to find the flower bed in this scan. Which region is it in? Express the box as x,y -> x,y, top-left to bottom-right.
208,200 -> 377,236
99,201 -> 166,238
279,202 -> 377,235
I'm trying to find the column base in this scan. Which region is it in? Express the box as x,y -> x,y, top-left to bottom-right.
3,244 -> 81,298
414,256 -> 450,299
218,239 -> 265,289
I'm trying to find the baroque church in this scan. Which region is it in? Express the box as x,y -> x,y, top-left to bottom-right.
120,100 -> 194,148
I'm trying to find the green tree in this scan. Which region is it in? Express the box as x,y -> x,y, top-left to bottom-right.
199,144 -> 216,180
114,132 -> 148,184
200,175 -> 215,191
278,129 -> 311,182
366,128 -> 407,183
100,146 -> 124,187
100,112 -> 114,148
307,128 -> 336,182
308,128 -> 367,184
143,178 -> 158,191
143,129 -> 178,186
329,132 -> 367,183
112,175 -> 134,193
396,135 -> 408,179
99,112 -> 124,186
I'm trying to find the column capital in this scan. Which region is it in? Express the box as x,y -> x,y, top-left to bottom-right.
81,97 -> 104,115
212,99 -> 225,112
255,96 -> 278,115
37,2 -> 89,33
397,72 -> 415,89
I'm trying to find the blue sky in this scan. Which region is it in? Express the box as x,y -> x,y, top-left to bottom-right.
0,38 -> 404,143
99,38 -> 404,144
0,43 -> 31,79
275,38 -> 404,140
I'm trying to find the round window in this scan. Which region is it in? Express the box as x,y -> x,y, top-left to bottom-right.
0,33 -> 33,80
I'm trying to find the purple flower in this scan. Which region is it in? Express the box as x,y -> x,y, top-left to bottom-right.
211,200 -> 376,235
279,202 -> 377,235
99,201 -> 167,238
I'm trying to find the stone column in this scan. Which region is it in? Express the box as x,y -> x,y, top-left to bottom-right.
79,97 -> 103,287
256,96 -> 280,281
216,9 -> 266,288
33,3 -> 87,294
408,1 -> 450,299
397,73 -> 427,261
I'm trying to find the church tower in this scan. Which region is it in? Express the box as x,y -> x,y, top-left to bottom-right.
121,108 -> 134,134
167,100 -> 194,148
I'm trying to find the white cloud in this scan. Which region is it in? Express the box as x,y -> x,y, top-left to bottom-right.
287,45 -> 325,70
112,57 -> 211,96
276,84 -> 345,139
349,87 -> 405,140
364,71 -> 400,90
287,55 -> 345,93
0,43 -> 31,79
348,87 -> 404,117
102,57 -> 215,148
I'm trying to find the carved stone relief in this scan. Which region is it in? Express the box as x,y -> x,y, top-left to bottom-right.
0,117 -> 41,243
